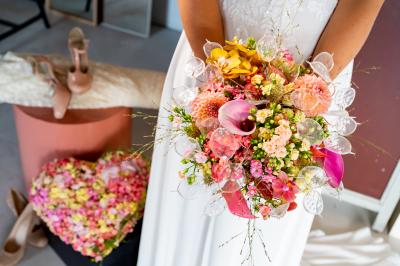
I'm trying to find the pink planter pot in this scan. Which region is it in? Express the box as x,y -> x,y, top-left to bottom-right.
13,105 -> 132,191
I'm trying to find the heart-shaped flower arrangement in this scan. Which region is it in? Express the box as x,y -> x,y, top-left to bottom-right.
30,150 -> 149,261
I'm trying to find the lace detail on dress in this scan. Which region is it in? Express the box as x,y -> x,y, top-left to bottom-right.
298,0 -> 334,22
220,0 -> 285,40
219,0 -> 338,62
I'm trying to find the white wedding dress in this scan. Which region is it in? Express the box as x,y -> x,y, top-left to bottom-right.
138,1 -> 353,265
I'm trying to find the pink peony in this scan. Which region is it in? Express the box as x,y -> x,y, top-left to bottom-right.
291,74 -> 331,116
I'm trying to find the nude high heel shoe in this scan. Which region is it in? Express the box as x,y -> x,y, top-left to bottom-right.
67,27 -> 92,94
0,204 -> 35,266
30,56 -> 72,119
7,189 -> 48,248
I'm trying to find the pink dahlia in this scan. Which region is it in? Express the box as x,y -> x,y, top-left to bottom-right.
291,74 -> 331,116
191,91 -> 228,122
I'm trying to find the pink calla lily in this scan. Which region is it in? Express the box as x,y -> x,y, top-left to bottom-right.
218,99 -> 256,136
222,180 -> 256,219
320,148 -> 344,188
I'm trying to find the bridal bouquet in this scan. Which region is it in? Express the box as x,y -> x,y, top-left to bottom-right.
169,37 -> 357,219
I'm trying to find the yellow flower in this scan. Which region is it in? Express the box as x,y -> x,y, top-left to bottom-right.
207,38 -> 260,79
269,73 -> 286,86
225,37 -> 258,59
284,82 -> 295,93
251,74 -> 264,85
107,212 -> 117,221
65,163 -> 74,170
98,220 -> 109,233
49,187 -> 68,199
69,202 -> 81,210
128,202 -> 138,213
258,127 -> 272,140
76,188 -> 90,202
72,214 -> 84,223
93,181 -> 103,191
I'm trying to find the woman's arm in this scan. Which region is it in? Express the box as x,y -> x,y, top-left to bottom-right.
178,0 -> 225,60
314,0 -> 385,78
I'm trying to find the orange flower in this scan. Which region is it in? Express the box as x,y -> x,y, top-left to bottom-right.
291,75 -> 331,116
191,91 -> 228,122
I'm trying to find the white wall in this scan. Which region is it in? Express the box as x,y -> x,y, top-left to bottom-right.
152,0 -> 182,31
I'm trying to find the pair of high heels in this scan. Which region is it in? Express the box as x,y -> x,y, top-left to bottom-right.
31,27 -> 92,119
0,189 -> 48,266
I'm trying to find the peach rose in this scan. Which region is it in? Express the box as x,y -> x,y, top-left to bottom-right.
291,74 -> 331,116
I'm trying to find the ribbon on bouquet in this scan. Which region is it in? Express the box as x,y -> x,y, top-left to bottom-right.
222,180 -> 256,219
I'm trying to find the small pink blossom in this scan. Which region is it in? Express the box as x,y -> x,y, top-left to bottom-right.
250,160 -> 263,178
247,184 -> 257,197
281,49 -> 294,62
262,174 -> 274,182
259,205 -> 271,218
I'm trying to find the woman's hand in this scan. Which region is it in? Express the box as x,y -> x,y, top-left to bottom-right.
178,0 -> 225,60
314,0 -> 385,78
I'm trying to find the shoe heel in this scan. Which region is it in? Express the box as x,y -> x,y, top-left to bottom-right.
67,27 -> 92,94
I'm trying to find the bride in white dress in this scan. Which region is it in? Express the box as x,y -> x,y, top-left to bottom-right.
137,1 -> 383,265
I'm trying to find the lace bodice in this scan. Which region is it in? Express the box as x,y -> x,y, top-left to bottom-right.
219,0 -> 338,62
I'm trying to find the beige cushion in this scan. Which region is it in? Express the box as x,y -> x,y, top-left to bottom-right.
0,52 -> 165,109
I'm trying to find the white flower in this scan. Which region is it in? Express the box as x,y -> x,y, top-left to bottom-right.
262,140 -> 276,155
290,149 -> 299,160
256,109 -> 273,123
269,73 -> 285,85
275,146 -> 288,158
300,139 -> 311,151
261,83 -> 273,96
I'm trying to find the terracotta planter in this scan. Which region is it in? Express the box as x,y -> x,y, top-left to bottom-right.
13,105 -> 132,190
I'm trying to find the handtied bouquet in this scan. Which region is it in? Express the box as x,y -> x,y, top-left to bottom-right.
169,37 -> 357,219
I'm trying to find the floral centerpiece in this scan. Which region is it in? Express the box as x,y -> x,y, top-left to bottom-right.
30,150 -> 149,262
168,37 -> 357,219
